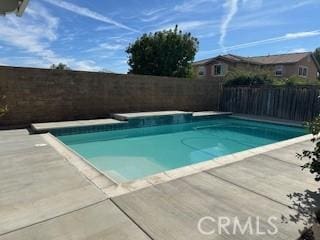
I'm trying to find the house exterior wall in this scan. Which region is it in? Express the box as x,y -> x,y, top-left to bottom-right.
259,56 -> 319,82
193,60 -> 261,81
293,55 -> 319,81
193,54 -> 319,82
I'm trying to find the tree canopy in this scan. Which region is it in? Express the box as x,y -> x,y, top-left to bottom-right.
126,25 -> 199,78
50,63 -> 71,70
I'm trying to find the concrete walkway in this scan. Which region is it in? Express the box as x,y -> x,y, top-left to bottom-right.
0,130 -> 149,239
0,129 -> 318,239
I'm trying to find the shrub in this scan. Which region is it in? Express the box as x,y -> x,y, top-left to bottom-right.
50,63 -> 71,70
224,69 -> 274,86
224,69 -> 316,87
284,75 -> 317,86
298,116 -> 320,182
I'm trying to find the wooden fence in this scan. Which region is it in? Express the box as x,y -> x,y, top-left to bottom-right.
220,86 -> 320,121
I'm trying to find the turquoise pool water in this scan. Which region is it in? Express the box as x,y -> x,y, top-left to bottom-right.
57,117 -> 306,182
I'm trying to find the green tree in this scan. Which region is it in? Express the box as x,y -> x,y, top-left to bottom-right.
126,25 -> 199,78
50,63 -> 71,70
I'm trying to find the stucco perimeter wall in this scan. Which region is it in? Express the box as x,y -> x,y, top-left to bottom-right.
0,66 -> 222,126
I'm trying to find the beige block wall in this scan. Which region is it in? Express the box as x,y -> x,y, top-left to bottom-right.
0,66 -> 222,126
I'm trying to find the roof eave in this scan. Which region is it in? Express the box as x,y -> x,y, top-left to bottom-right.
0,0 -> 29,17
16,0 -> 29,17
311,54 -> 320,71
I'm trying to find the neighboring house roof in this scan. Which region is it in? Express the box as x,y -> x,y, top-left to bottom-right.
192,57 -> 216,66
193,52 -> 320,70
0,0 -> 29,17
193,53 -> 265,66
246,52 -> 311,65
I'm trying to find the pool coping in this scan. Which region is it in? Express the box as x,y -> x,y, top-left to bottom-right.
230,114 -> 304,127
31,119 -> 127,134
42,119 -> 313,198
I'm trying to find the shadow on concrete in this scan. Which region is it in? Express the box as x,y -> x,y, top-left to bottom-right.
282,188 -> 320,239
286,189 -> 320,225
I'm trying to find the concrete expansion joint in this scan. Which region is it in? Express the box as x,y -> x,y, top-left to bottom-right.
204,171 -> 294,209
0,198 -> 109,237
110,198 -> 154,240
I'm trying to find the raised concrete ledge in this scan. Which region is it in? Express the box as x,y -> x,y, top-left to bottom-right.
31,111 -> 233,134
112,111 -> 192,121
31,119 -> 126,133
192,111 -> 232,117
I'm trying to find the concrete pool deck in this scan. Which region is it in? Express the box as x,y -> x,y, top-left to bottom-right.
0,128 -> 318,239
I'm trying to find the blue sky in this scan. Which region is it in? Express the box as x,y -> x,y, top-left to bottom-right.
0,0 -> 319,73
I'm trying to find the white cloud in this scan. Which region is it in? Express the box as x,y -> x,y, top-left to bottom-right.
85,42 -> 126,53
143,8 -> 167,16
236,0 -> 316,27
0,58 -> 9,66
0,3 -> 63,65
288,48 -> 308,53
219,0 -> 239,49
99,43 -> 126,51
0,2 -> 102,71
285,31 -> 320,39
174,0 -> 217,12
156,21 -> 212,32
141,8 -> 167,22
201,30 -> 320,54
95,25 -> 117,32
136,8 -> 171,23
74,60 -> 101,72
43,0 -> 139,33
140,15 -> 162,23
241,0 -> 263,10
215,0 -> 316,45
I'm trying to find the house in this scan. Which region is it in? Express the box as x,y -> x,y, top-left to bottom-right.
193,52 -> 320,82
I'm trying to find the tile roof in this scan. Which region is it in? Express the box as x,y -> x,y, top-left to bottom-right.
246,52 -> 311,65
193,52 -> 313,66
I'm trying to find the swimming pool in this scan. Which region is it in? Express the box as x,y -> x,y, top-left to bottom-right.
56,117 -> 306,182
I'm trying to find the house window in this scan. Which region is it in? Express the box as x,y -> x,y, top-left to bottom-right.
275,65 -> 283,76
197,66 -> 206,77
213,64 -> 224,76
298,66 -> 308,78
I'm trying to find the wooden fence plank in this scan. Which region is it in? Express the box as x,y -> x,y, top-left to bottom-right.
220,86 -> 320,121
